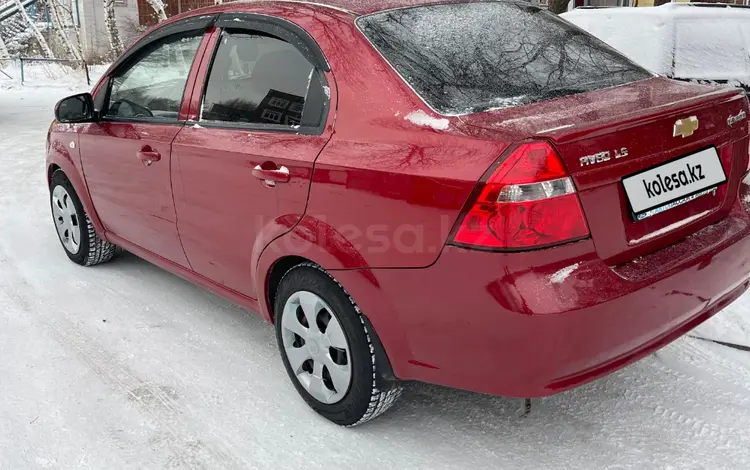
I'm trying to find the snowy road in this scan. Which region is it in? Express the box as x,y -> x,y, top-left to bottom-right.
2,80 -> 750,470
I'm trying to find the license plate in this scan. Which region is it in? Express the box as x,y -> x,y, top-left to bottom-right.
622,147 -> 726,219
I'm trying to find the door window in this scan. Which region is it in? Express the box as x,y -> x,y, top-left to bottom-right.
201,31 -> 326,129
105,34 -> 203,120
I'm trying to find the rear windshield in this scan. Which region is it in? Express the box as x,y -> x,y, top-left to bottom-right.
357,2 -> 652,116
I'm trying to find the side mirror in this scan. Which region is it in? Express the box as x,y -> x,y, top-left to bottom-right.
55,93 -> 95,123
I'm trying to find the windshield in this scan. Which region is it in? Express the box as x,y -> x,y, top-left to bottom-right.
357,2 -> 652,116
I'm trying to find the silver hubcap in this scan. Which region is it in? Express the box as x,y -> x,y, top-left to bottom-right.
51,186 -> 81,254
281,291 -> 352,404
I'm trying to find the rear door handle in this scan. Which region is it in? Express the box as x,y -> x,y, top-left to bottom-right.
253,165 -> 290,186
137,148 -> 161,166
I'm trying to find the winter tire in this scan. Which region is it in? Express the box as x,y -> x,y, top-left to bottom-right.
274,263 -> 402,426
50,170 -> 116,267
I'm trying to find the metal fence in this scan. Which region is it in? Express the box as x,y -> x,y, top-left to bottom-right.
18,57 -> 90,85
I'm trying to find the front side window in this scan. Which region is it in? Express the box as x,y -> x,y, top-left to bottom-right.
201,31 -> 325,128
106,34 -> 203,120
358,3 -> 652,115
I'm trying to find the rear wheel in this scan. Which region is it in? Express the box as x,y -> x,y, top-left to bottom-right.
50,170 -> 116,266
274,263 -> 402,426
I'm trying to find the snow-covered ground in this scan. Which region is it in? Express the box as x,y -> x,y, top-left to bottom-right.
2,65 -> 750,469
0,61 -> 106,90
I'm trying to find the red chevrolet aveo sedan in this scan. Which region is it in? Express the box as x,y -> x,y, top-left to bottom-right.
48,0 -> 750,425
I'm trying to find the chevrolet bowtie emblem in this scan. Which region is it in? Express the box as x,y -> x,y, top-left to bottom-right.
674,116 -> 699,138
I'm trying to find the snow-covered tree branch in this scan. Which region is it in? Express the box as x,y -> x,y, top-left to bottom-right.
102,0 -> 124,58
145,0 -> 168,22
48,0 -> 83,62
13,0 -> 53,58
0,35 -> 10,62
64,1 -> 85,63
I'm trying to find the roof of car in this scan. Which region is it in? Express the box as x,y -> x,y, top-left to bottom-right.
233,0 -> 473,15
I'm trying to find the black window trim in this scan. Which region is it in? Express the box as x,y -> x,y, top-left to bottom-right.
93,14 -> 218,123
194,12 -> 332,136
213,12 -> 330,72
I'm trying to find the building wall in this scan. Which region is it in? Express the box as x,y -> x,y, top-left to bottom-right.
79,0 -> 140,58
568,0 -> 632,9
137,0 -> 220,26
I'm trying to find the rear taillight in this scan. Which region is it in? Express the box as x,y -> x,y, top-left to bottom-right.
450,141 -> 590,250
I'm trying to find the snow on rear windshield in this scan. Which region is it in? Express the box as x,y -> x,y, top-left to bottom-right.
357,2 -> 652,116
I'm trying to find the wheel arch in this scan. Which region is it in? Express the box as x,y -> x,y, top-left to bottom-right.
265,255 -> 310,323
47,161 -> 107,239
256,219 -> 412,380
47,163 -> 61,186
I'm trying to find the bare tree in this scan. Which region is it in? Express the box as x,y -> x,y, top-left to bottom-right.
547,0 -> 570,14
102,0 -> 124,58
145,0 -> 168,22
0,35 -> 10,61
64,1 -> 85,63
47,0 -> 83,61
13,0 -> 53,57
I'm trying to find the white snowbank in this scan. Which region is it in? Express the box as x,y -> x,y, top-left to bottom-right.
405,110 -> 450,130
0,60 -> 108,91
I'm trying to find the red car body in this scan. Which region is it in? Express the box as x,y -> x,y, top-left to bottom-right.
47,0 -> 750,397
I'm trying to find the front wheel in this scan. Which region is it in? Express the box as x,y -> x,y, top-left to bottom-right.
50,170 -> 116,266
274,263 -> 402,426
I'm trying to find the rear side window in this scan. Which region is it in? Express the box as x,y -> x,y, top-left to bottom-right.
201,31 -> 326,129
106,34 -> 203,120
358,2 -> 652,115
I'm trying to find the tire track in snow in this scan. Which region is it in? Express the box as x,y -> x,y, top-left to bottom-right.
550,354 -> 750,469
0,246 -> 249,470
656,338 -> 750,401
639,356 -> 750,447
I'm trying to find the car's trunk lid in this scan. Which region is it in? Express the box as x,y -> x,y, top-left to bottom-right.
459,78 -> 750,265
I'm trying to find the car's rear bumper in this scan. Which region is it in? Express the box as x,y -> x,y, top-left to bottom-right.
335,203 -> 750,397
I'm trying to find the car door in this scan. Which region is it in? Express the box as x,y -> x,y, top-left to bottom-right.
78,31 -> 206,267
171,15 -> 334,299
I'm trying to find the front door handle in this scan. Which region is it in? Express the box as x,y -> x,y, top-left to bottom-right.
137,148 -> 161,166
253,164 -> 290,186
